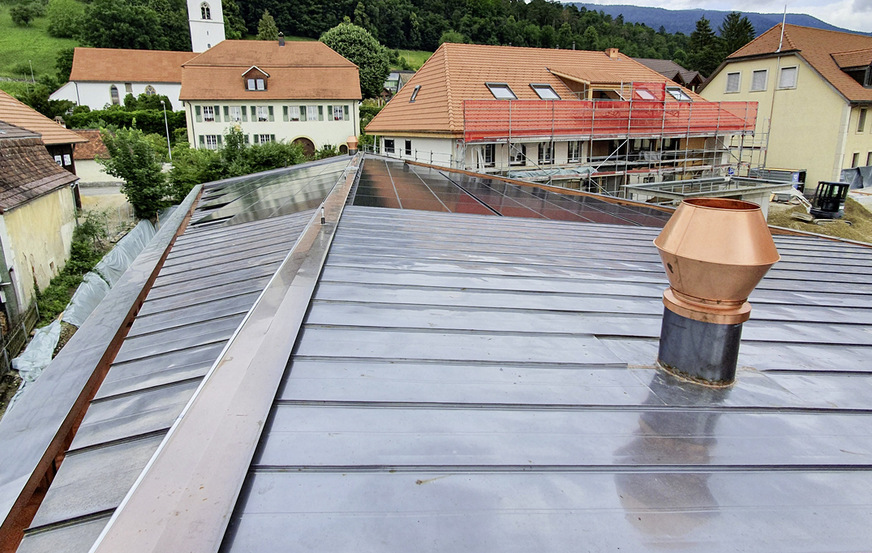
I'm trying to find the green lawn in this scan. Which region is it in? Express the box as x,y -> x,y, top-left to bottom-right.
396,49 -> 431,70
0,5 -> 79,80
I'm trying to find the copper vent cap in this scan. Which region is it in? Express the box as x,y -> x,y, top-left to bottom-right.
654,198 -> 780,325
654,198 -> 780,385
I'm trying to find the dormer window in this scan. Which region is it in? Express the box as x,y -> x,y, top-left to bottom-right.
243,67 -> 270,91
530,84 -> 560,99
635,89 -> 656,100
409,85 -> 421,102
666,87 -> 692,102
486,82 -> 517,100
201,2 -> 211,20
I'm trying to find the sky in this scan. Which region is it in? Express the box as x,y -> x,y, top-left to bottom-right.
573,0 -> 872,33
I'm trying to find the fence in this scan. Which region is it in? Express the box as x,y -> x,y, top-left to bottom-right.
0,301 -> 39,375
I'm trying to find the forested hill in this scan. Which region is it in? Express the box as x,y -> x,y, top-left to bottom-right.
569,3 -> 868,36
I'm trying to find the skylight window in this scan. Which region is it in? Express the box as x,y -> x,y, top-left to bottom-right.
530,84 -> 560,99
486,83 -> 517,100
409,85 -> 421,102
666,87 -> 692,102
635,89 -> 656,100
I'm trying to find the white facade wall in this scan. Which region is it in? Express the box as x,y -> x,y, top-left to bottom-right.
378,136 -> 456,167
185,100 -> 359,151
49,81 -> 183,111
187,0 -> 225,53
74,160 -> 124,185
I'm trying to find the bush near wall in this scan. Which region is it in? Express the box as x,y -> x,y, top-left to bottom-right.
65,109 -> 186,139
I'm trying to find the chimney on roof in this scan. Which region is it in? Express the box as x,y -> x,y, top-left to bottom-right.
653,199 -> 780,386
279,32 -> 285,47
606,47 -> 620,59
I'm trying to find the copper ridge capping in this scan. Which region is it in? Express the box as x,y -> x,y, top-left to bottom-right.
653,198 -> 780,385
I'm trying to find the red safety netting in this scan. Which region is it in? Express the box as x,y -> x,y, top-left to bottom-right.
463,83 -> 757,143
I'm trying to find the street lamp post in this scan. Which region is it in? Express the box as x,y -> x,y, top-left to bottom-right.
161,99 -> 172,161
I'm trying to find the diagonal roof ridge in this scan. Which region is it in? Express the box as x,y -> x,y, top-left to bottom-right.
442,44 -> 456,132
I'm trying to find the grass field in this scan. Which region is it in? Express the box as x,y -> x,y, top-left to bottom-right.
396,49 -> 431,70
0,4 -> 79,81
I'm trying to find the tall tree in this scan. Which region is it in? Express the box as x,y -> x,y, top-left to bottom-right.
718,12 -> 755,57
320,20 -> 390,99
256,10 -> 280,40
79,0 -> 167,50
222,0 -> 248,39
687,16 -> 721,77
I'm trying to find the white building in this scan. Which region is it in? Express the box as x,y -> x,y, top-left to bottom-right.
188,0 -> 225,53
181,39 -> 361,155
49,48 -> 196,111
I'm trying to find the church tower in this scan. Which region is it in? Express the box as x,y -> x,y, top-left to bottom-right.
187,0 -> 225,52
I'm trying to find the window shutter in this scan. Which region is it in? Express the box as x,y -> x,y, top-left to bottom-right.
300,106 -> 307,122
254,135 -> 259,144
268,106 -> 274,122
244,134 -> 249,144
343,105 -> 349,120
213,105 -> 220,122
223,106 -> 229,119
217,135 -> 223,147
327,105 -> 333,120
199,135 -> 204,146
241,106 -> 248,122
270,134 -> 275,142
283,106 -> 289,122
251,106 -> 256,120
195,105 -> 202,122
318,106 -> 324,121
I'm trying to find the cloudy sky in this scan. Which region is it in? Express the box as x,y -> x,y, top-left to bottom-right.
576,0 -> 872,33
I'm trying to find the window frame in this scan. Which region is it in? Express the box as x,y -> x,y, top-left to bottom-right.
409,85 -> 421,102
202,105 -> 215,122
404,140 -> 412,157
567,141 -> 582,163
110,85 -> 120,105
509,143 -> 526,166
203,135 -> 219,150
859,108 -> 868,133
486,82 -> 517,100
750,69 -> 768,92
778,66 -> 798,89
384,139 -> 395,154
530,83 -> 561,100
666,86 -> 692,102
307,105 -> 319,121
482,144 -> 495,167
538,141 -> 554,165
725,72 -> 741,93
200,2 -> 211,20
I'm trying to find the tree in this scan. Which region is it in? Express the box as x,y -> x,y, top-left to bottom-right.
439,29 -> 468,45
46,0 -> 84,38
320,21 -> 390,99
718,12 -> 755,57
222,0 -> 247,39
56,48 -> 75,83
79,0 -> 167,50
257,10 -> 279,40
100,128 -> 172,219
10,2 -> 43,26
687,16 -> 722,77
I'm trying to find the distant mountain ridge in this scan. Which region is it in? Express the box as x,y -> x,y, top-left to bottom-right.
568,3 -> 870,37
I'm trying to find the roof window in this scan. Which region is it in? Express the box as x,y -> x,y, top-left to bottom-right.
409,85 -> 421,102
666,87 -> 692,102
530,84 -> 560,99
635,89 -> 656,100
486,82 -> 517,100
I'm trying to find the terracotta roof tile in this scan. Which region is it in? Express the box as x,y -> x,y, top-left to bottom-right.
366,43 -> 697,135
68,48 -> 196,83
180,40 -> 361,101
0,121 -> 78,212
831,48 -> 872,69
726,24 -> 872,102
72,129 -> 109,160
0,90 -> 86,146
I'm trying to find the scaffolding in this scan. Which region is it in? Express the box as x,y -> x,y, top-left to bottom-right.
462,82 -> 760,196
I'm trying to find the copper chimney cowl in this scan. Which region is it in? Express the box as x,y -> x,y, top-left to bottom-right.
654,198 -> 780,385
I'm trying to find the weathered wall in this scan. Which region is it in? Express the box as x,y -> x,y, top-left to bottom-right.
0,188 -> 77,308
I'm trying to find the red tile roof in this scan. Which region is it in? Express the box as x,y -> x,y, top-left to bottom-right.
72,129 -> 109,160
68,48 -> 196,83
0,122 -> 78,212
366,43 -> 699,135
0,90 -> 86,146
725,24 -> 872,102
179,40 -> 361,101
